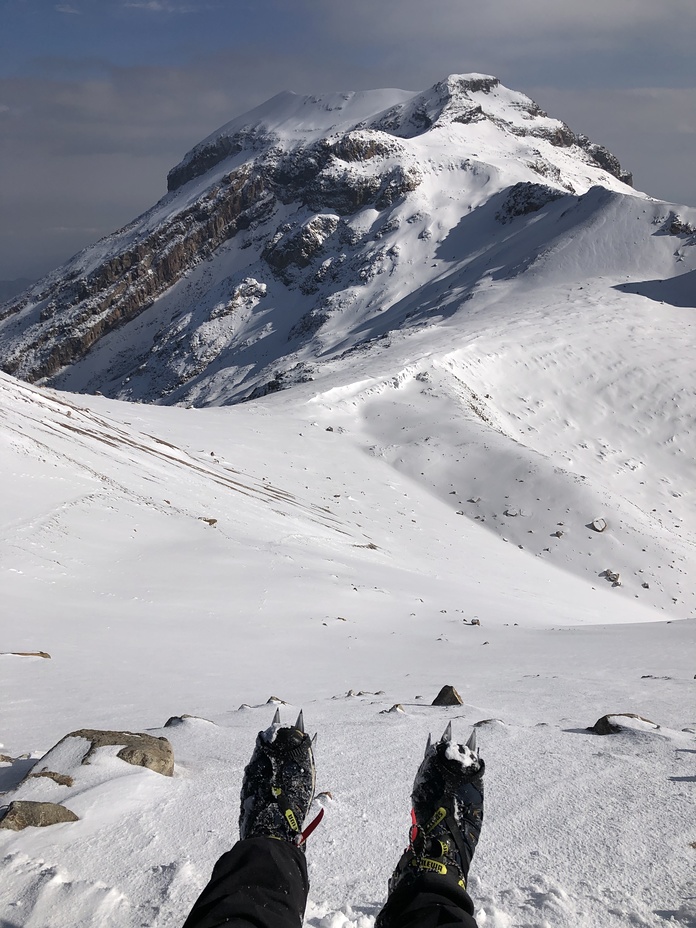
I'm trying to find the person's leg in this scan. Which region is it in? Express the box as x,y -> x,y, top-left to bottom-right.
181,836 -> 308,928
375,724 -> 484,928
182,711 -> 317,928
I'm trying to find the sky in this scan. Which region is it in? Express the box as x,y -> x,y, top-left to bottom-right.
1,0 -> 695,281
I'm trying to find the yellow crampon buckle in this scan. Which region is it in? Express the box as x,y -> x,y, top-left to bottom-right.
271,786 -> 300,833
424,807 -> 447,833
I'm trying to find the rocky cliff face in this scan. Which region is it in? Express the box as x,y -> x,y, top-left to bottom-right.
0,74 -> 637,404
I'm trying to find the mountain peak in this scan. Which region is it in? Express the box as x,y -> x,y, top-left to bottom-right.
167,74 -> 631,194
0,73 -> 653,403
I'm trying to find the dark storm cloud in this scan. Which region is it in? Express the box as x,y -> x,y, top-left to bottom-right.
1,0 -> 695,280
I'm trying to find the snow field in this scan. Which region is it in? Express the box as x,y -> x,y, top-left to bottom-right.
1,671 -> 694,928
1,370 -> 694,926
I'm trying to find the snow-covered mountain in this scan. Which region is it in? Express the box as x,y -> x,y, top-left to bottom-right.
1,74 -> 695,615
0,73 -> 643,404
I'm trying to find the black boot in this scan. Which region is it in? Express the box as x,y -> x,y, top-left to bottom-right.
239,709 -> 317,847
376,724 -> 484,928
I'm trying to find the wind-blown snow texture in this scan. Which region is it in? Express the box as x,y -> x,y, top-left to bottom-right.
0,75 -> 695,927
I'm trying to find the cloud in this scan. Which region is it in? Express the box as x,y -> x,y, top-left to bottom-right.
296,0 -> 696,90
309,0 -> 696,45
55,4 -> 80,12
121,1 -> 205,11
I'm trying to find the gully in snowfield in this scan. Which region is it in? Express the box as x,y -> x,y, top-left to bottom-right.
182,711 -> 485,928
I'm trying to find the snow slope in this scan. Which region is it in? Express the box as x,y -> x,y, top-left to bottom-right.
0,369 -> 694,928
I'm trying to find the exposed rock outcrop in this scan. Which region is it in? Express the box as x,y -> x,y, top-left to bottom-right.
32,729 -> 175,779
27,770 -> 74,787
164,714 -> 215,727
264,215 -> 341,278
380,703 -> 406,714
1,166 -> 269,382
0,130 -> 419,386
577,137 -> 633,186
496,183 -> 565,223
589,713 -> 659,735
0,800 -> 78,830
665,213 -> 696,236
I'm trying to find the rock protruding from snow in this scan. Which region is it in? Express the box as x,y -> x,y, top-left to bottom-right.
666,213 -> 696,236
0,800 -> 79,830
34,729 -> 175,779
163,714 -> 215,728
496,183 -> 565,223
589,713 -> 660,735
432,685 -> 464,706
264,214 -> 341,280
601,569 -> 621,587
0,650 -> 51,659
27,770 -> 74,786
380,703 -> 406,714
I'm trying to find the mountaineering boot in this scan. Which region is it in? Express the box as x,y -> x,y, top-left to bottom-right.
388,724 -> 484,896
239,710 -> 317,848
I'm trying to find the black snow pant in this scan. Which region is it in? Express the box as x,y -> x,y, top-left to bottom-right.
182,837 -> 478,928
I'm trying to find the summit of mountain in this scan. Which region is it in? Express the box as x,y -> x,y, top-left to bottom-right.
166,74 -> 632,194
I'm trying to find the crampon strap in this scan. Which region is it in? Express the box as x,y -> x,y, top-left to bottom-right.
409,808 -> 419,847
294,807 -> 325,845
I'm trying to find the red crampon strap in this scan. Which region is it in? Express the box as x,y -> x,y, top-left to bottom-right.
409,808 -> 419,847
294,807 -> 325,845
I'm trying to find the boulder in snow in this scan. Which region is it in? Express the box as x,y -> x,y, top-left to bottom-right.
380,703 -> 406,714
164,713 -> 215,727
0,800 -> 78,830
601,569 -> 621,586
589,713 -> 659,735
432,685 -> 463,706
29,729 -> 175,781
